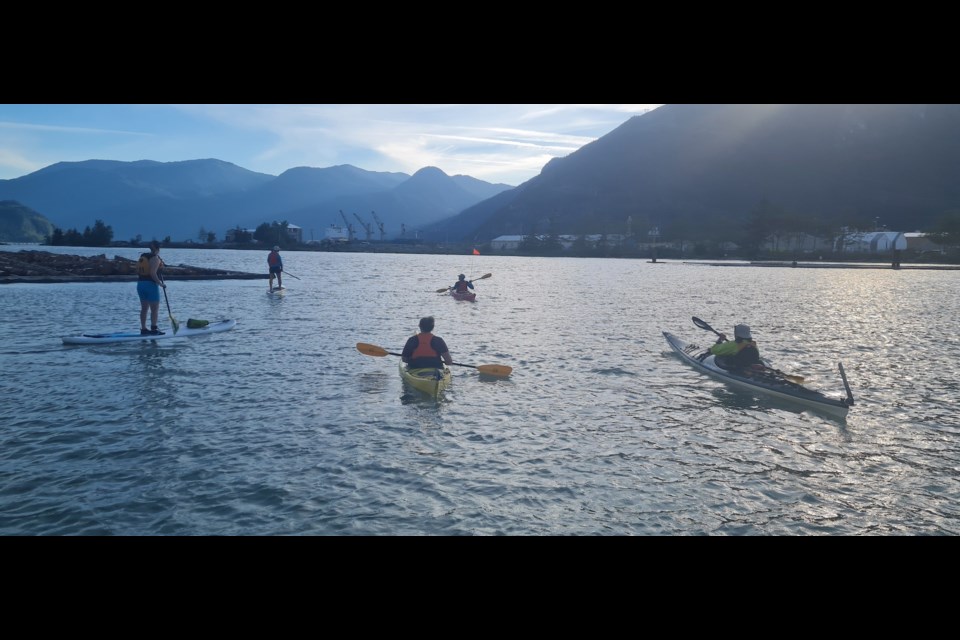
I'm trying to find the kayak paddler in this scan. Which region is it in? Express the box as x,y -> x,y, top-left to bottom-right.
452,274 -> 475,293
709,324 -> 762,371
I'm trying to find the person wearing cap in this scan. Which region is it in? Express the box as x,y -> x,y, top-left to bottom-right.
136,240 -> 166,335
401,316 -> 453,369
451,274 -> 474,293
267,245 -> 283,292
709,323 -> 761,370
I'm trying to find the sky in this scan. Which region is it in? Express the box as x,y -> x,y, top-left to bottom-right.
0,104 -> 663,186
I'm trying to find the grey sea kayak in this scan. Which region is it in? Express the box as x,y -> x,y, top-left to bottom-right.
663,331 -> 854,418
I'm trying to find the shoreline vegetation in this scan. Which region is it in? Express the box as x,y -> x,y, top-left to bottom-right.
2,245 -> 959,285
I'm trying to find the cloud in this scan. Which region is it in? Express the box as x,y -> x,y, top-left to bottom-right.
0,121 -> 153,137
0,104 -> 664,183
174,104 -> 662,184
0,148 -> 44,177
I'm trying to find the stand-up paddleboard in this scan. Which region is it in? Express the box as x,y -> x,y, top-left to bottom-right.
63,319 -> 237,345
267,287 -> 287,296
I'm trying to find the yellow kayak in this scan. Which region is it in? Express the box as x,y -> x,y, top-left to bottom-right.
399,360 -> 451,398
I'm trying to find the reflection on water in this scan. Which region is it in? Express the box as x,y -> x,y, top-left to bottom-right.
1,247 -> 959,535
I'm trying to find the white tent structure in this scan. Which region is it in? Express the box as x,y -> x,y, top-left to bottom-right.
836,231 -> 907,253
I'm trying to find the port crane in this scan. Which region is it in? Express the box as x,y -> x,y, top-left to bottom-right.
353,212 -> 373,241
338,210 -> 355,242
370,211 -> 386,241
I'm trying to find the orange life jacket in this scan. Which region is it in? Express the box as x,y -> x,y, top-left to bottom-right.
137,253 -> 164,281
411,332 -> 438,360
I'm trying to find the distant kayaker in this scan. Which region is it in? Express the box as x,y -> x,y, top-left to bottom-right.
452,274 -> 474,293
709,324 -> 762,370
401,316 -> 453,369
267,246 -> 283,292
137,240 -> 166,336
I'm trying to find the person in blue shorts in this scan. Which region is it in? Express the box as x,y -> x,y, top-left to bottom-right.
268,246 -> 284,291
137,240 -> 166,335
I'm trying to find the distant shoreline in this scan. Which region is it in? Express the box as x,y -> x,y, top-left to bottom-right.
2,246 -> 958,284
690,260 -> 960,271
0,248 -> 264,284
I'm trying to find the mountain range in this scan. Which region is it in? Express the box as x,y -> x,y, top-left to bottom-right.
3,104 -> 959,246
0,160 -> 513,242
420,104 -> 960,242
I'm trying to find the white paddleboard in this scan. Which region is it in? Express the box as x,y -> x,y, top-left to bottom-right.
63,319 -> 237,345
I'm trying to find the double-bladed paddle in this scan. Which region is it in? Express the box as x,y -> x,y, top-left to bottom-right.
436,273 -> 492,293
691,316 -> 804,383
356,342 -> 512,377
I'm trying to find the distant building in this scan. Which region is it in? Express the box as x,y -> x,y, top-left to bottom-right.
490,235 -> 525,251
761,232 -> 833,253
324,224 -> 350,243
492,233 -> 631,251
225,228 -> 256,243
836,231 -> 907,253
286,224 -> 303,244
905,232 -> 945,253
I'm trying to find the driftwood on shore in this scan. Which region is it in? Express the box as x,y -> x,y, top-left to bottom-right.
0,249 -> 265,284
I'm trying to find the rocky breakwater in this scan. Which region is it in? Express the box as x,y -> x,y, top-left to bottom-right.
0,249 -> 265,284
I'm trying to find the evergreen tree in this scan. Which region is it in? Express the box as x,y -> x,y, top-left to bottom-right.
929,211 -> 960,248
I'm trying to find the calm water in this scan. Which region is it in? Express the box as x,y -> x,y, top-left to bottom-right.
1,245 -> 958,535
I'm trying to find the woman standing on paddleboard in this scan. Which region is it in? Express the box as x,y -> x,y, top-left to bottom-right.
137,240 -> 166,335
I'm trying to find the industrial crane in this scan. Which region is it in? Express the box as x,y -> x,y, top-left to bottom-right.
338,210 -> 355,242
370,211 -> 386,241
353,212 -> 373,241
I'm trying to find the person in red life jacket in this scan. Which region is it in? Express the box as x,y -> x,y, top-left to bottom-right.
401,316 -> 453,369
709,324 -> 762,371
136,240 -> 166,335
267,246 -> 283,291
452,274 -> 474,293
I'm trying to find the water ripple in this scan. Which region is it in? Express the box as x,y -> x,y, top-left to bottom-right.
1,249 -> 959,534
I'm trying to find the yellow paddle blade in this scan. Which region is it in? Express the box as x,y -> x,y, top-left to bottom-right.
436,287 -> 451,293
357,342 -> 389,357
476,364 -> 512,377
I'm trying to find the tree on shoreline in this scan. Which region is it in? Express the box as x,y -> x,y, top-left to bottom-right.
46,219 -> 114,247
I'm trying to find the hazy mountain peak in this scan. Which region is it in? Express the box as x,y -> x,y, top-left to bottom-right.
411,166 -> 449,178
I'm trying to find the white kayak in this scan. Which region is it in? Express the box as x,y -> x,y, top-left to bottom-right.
663,331 -> 854,418
63,319 -> 237,345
